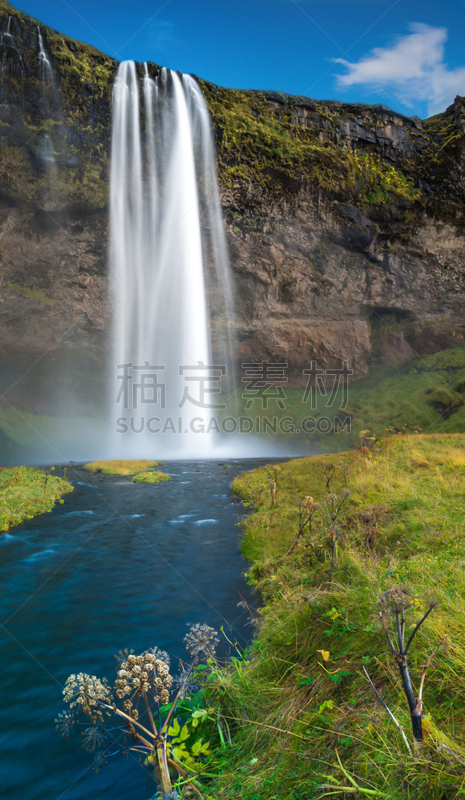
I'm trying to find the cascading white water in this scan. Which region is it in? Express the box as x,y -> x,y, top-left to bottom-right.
36,27 -> 57,170
183,75 -> 237,386
37,27 -> 53,87
109,61 -> 233,458
0,16 -> 23,103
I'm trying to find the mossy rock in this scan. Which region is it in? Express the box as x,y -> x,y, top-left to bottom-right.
83,459 -> 162,476
132,470 -> 170,484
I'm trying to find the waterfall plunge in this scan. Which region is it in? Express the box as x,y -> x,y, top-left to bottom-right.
109,62 -> 234,458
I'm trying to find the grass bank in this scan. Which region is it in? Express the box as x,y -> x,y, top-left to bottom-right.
83,459 -> 169,483
0,466 -> 73,531
205,433 -> 465,799
219,346 -> 465,454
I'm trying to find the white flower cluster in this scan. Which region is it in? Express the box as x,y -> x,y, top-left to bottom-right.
63,673 -> 113,723
114,652 -> 172,706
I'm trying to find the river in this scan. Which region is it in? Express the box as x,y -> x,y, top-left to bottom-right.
0,459 -> 264,799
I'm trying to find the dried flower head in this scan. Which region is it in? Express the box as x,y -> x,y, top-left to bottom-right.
378,586 -> 412,615
92,751 -> 108,773
142,646 -> 171,668
173,665 -> 200,699
114,652 -> 172,705
55,710 -> 75,738
82,725 -> 104,752
63,673 -> 113,723
184,623 -> 219,658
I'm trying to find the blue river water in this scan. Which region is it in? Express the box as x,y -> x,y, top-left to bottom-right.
0,459 -> 264,800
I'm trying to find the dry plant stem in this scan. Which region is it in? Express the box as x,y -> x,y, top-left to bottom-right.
404,605 -> 435,655
144,691 -> 158,738
325,493 -> 348,591
219,713 -> 309,740
161,654 -> 198,735
382,602 -> 441,743
111,697 -> 172,795
279,507 -> 312,562
155,738 -> 172,796
265,466 -> 284,506
417,637 -> 446,706
362,667 -> 412,756
100,702 -> 155,742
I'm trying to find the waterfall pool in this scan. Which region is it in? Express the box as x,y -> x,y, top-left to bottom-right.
0,459 -> 264,800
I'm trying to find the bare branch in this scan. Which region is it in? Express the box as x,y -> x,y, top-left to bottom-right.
404,604 -> 435,655
417,637 -> 446,704
363,667 -> 412,756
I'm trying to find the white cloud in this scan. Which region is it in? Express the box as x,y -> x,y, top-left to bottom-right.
334,23 -> 465,115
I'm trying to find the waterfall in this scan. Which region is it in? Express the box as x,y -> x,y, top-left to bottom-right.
109,61 -> 234,458
0,16 -> 23,103
37,27 -> 53,88
36,27 -> 59,170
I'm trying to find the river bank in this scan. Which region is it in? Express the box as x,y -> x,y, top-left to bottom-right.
206,433 -> 465,799
0,466 -> 73,531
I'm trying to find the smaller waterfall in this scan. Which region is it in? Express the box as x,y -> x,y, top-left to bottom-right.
36,28 -> 60,171
0,16 -> 23,103
37,27 -> 53,94
109,62 -> 236,458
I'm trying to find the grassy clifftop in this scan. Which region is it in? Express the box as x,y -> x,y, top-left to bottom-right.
206,434 -> 465,799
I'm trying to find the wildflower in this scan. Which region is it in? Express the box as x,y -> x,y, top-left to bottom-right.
184,623 -> 219,658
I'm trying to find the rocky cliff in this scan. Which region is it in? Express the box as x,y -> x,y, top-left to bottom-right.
0,0 -> 464,405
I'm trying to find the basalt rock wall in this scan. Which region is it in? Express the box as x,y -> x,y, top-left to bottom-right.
0,0 -> 464,394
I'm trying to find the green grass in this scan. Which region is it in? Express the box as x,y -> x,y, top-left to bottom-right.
0,466 -> 73,531
204,434 -> 465,799
218,346 -> 465,454
132,470 -> 170,484
83,459 -> 162,476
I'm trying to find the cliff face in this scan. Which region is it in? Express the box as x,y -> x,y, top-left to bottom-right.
0,0 -> 464,396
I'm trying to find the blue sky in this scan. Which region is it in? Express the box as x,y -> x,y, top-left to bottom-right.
11,0 -> 465,117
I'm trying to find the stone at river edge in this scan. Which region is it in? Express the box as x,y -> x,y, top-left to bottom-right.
0,0 -> 464,394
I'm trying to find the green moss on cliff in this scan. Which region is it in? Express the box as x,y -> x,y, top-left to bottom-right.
2,0 -> 465,244
9,284 -> 56,304
200,81 -> 424,235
